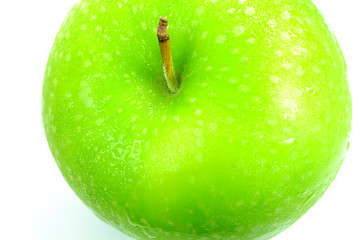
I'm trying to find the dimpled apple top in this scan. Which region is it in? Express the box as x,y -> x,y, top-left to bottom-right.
42,0 -> 351,239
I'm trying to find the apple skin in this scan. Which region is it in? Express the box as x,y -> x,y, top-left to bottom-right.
42,0 -> 351,239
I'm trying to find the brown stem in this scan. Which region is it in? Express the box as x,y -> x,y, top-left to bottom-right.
157,17 -> 178,93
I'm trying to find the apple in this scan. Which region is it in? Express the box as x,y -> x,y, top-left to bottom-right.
42,0 -> 352,239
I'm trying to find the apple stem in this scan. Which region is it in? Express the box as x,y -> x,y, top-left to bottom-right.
157,17 -> 178,93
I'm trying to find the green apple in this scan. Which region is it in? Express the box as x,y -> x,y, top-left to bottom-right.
42,0 -> 352,239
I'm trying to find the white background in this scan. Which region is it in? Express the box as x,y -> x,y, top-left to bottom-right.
0,0 -> 360,239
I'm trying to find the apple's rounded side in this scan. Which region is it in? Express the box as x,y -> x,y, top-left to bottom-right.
42,0 -> 351,239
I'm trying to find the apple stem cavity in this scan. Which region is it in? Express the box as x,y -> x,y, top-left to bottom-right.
157,17 -> 179,93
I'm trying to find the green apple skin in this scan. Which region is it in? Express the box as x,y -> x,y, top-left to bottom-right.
42,0 -> 351,239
